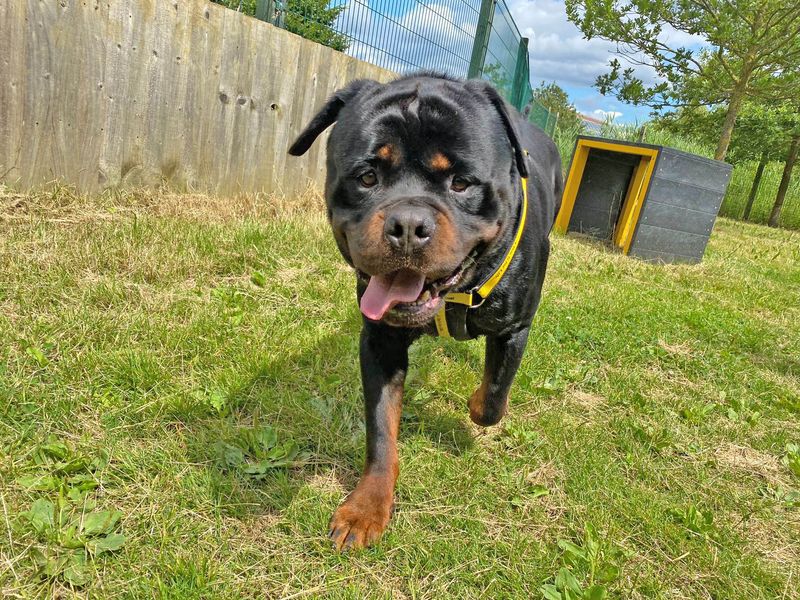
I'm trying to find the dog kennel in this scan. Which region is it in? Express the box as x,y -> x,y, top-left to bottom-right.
554,136 -> 733,263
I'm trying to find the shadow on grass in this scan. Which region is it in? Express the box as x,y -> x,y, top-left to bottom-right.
749,351 -> 799,379
182,326 -> 480,519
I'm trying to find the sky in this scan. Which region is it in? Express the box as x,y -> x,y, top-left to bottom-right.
507,0 -> 652,123
509,0 -> 708,124
333,0 -> 706,125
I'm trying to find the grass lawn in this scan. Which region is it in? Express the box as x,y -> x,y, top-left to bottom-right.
1,187 -> 798,599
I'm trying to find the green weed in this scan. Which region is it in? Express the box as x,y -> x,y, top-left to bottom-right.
14,438 -> 125,588
215,424 -> 306,479
541,524 -> 627,600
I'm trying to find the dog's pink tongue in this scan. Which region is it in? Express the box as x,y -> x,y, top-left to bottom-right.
360,269 -> 426,320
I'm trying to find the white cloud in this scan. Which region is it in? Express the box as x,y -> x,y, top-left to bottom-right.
336,1 -> 476,76
332,0 -> 706,122
593,109 -> 623,121
508,0 -> 661,88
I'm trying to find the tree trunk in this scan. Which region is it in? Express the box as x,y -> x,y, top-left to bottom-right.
742,151 -> 768,221
768,134 -> 800,228
715,59 -> 756,162
715,81 -> 748,161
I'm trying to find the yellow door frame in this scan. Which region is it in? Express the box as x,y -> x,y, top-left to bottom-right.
555,138 -> 660,254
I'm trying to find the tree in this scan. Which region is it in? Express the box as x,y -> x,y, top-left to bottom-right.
728,106 -> 799,222
769,128 -> 800,227
658,102 -> 798,219
283,0 -> 349,52
565,0 -> 800,160
730,107 -> 789,221
532,81 -> 583,134
213,0 -> 349,52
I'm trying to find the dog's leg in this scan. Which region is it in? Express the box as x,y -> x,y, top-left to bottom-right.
329,322 -> 409,551
469,327 -> 530,426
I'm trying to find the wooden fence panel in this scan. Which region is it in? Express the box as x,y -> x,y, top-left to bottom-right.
0,0 -> 394,195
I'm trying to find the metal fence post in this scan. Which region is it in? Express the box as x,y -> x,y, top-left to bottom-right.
255,0 -> 275,24
275,1 -> 286,28
511,37 -> 529,110
468,0 -> 496,79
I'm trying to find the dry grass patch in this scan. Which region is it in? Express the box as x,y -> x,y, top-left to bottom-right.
1,183 -> 327,224
227,513 -> 285,547
566,388 -> 607,412
658,339 -> 695,358
274,266 -> 317,288
713,443 -> 784,483
524,461 -> 569,536
303,470 -> 348,497
741,514 -> 800,576
151,187 -> 326,223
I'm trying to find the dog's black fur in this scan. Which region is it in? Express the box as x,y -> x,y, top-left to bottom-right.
289,73 -> 562,550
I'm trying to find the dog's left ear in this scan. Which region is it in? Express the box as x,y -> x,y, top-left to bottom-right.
288,79 -> 378,156
467,80 -> 529,178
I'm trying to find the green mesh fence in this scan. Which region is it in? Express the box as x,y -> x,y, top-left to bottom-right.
528,98 -> 556,135
248,0 -> 556,136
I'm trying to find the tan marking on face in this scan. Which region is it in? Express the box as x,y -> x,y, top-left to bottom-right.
429,152 -> 451,171
479,221 -> 502,243
376,144 -> 399,164
429,212 -> 461,267
360,210 -> 386,255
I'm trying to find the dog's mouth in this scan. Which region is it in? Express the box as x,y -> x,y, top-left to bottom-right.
358,265 -> 465,323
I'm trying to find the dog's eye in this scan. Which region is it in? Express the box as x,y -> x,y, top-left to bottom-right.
358,171 -> 377,188
450,176 -> 470,192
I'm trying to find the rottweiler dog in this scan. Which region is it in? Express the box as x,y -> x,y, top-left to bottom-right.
289,73 -> 562,550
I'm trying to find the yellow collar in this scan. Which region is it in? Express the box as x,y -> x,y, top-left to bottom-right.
435,175 -> 528,337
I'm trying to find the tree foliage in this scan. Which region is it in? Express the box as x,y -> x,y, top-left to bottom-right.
532,81 -> 583,134
212,0 -> 349,52
283,0 -> 349,52
565,0 -> 800,159
657,103 -> 800,164
482,63 -> 513,99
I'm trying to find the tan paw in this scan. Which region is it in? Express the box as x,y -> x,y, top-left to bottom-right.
328,481 -> 393,551
469,384 -> 508,426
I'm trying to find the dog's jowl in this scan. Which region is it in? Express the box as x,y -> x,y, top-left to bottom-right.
289,73 -> 563,550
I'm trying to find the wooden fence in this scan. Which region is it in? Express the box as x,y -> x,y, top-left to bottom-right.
0,0 -> 394,195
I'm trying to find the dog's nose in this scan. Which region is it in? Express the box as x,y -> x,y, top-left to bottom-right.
384,205 -> 436,253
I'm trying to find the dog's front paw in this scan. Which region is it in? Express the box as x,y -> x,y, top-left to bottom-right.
469,384 -> 508,426
328,479 -> 394,551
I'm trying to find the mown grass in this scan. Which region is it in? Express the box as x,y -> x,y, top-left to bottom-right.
1,186 -> 798,599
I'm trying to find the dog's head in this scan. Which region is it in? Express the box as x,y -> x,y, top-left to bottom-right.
289,74 -> 528,328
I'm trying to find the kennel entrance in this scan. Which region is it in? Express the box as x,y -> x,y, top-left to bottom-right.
555,138 -> 659,254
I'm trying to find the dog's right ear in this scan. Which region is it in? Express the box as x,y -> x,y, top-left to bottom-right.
465,80 -> 529,178
288,79 -> 377,156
